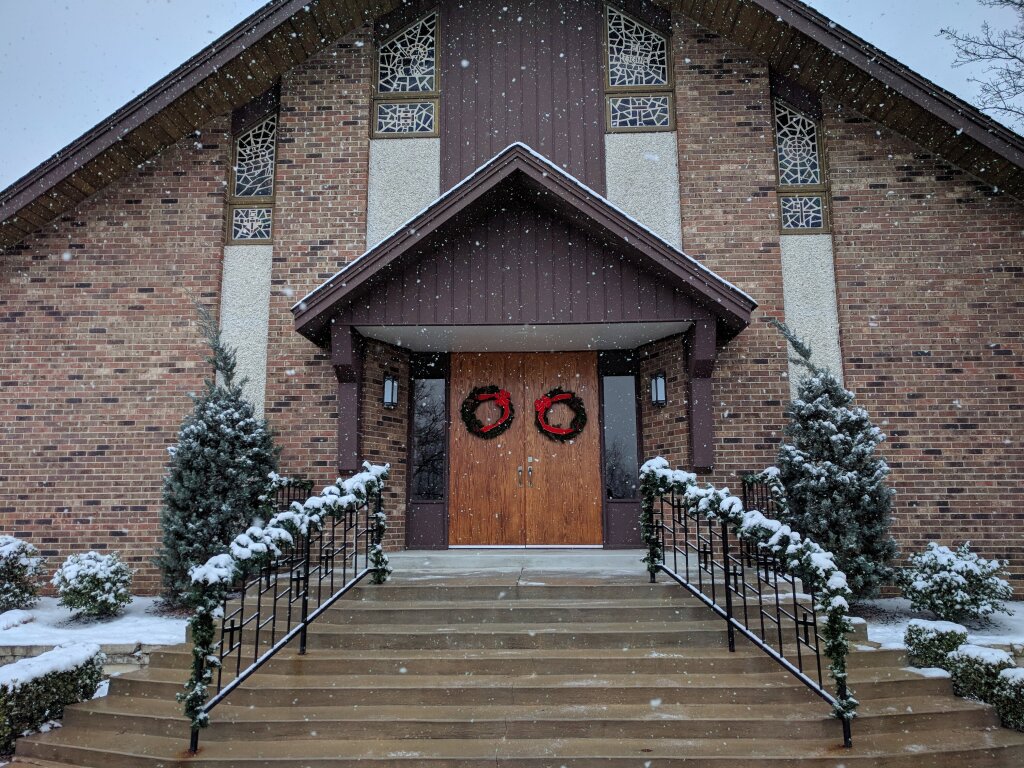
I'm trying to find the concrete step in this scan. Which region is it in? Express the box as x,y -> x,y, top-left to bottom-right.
65,694 -> 997,742
347,583 -> 680,602
322,597 -> 711,625
108,666 -> 951,707
300,620 -> 731,650
18,729 -> 1024,767
149,645 -> 782,675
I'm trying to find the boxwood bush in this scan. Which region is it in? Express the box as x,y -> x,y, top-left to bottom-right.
904,619 -> 968,669
51,551 -> 133,618
994,668 -> 1024,732
898,542 -> 1013,623
946,644 -> 1016,702
0,642 -> 105,753
0,535 -> 46,612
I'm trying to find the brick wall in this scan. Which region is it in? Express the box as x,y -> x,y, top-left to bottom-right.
825,102 -> 1024,582
638,335 -> 689,467
0,122 -> 230,593
671,15 -> 791,485
264,25 -> 373,491
359,338 -> 410,549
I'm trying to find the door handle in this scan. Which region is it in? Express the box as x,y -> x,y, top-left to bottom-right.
517,466 -> 524,487
527,465 -> 533,487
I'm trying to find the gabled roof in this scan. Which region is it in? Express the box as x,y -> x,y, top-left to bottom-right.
3,0 -> 1024,249
291,142 -> 757,344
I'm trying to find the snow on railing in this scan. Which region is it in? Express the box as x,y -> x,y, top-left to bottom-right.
181,462 -> 390,752
639,457 -> 857,746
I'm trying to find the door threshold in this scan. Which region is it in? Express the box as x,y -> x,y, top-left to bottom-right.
448,545 -> 604,549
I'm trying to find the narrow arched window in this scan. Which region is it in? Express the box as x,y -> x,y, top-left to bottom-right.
605,5 -> 674,132
774,101 -> 829,232
373,12 -> 439,138
228,112 -> 277,242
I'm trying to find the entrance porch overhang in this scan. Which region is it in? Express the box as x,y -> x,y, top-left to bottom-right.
293,143 -> 758,472
356,322 -> 691,353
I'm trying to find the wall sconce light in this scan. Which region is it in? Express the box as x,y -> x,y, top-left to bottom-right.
383,375 -> 399,409
650,372 -> 667,407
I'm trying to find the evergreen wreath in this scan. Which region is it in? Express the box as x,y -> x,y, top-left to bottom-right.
461,385 -> 515,439
534,387 -> 587,442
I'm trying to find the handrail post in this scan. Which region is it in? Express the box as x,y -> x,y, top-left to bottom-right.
721,518 -> 736,653
298,531 -> 311,656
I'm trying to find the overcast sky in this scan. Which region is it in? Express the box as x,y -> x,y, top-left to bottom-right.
0,0 -> 1020,190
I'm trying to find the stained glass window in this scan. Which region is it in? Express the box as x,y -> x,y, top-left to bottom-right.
609,95 -> 671,129
377,13 -> 437,94
375,101 -> 437,135
231,207 -> 273,241
604,5 -> 673,133
775,102 -> 821,186
780,195 -> 824,230
233,115 -> 277,198
607,7 -> 669,88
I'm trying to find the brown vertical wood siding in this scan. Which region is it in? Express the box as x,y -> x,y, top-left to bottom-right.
438,0 -> 606,192
334,198 -> 695,326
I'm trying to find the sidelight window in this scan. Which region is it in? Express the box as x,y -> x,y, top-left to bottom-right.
410,377 -> 446,501
601,374 -> 640,499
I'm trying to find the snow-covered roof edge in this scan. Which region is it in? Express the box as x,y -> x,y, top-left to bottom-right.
293,141 -> 756,311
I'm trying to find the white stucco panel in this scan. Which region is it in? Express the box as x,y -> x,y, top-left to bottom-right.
220,244 -> 273,415
604,132 -> 683,249
366,138 -> 441,249
780,234 -> 844,390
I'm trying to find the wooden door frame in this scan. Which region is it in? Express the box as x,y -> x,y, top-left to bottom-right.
405,349 -> 647,549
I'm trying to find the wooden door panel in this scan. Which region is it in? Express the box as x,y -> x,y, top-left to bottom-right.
448,354 -> 525,545
523,352 -> 603,545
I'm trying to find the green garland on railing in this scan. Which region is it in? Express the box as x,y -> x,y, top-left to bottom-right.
639,469 -> 664,581
179,463 -> 390,731
639,457 -> 858,721
742,466 -> 791,520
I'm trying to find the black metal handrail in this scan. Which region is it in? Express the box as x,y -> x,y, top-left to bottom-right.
188,486 -> 384,752
651,483 -> 853,748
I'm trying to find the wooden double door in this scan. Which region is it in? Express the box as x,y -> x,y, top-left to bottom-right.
448,352 -> 603,546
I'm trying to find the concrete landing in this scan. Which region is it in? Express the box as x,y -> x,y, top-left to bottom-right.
387,549 -> 648,584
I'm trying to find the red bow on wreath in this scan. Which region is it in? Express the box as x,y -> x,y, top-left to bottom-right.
477,389 -> 512,433
534,389 -> 586,440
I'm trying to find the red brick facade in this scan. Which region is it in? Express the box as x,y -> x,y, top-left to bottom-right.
1,10 -> 1022,591
0,121 -> 230,593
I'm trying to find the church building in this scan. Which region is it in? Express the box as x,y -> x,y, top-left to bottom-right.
1,0 -> 1022,592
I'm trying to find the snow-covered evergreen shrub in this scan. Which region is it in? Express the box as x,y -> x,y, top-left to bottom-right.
994,668 -> 1024,731
904,619 -> 968,669
51,551 -> 133,618
770,320 -> 897,599
897,542 -> 1013,624
0,536 -> 46,612
157,304 -> 278,604
0,642 -> 104,752
946,644 -> 1016,702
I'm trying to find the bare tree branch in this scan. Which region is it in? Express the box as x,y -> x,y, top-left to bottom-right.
941,0 -> 1024,126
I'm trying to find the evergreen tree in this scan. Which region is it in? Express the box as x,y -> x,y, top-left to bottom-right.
771,319 -> 897,599
157,304 -> 278,603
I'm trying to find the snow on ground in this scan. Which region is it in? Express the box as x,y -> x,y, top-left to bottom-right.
0,597 -> 186,648
854,597 -> 1024,651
